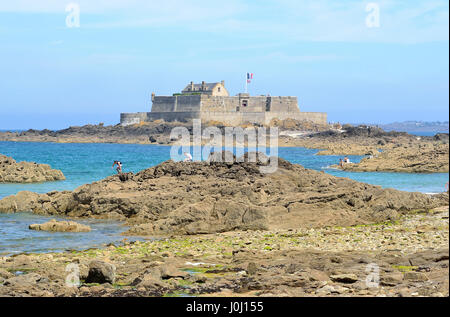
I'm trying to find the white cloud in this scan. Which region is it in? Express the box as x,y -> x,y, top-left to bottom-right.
0,0 -> 247,31
197,0 -> 449,43
0,0 -> 146,13
0,0 -> 447,43
0,0 -> 245,15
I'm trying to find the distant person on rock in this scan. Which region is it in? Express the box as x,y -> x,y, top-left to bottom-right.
183,152 -> 193,162
339,158 -> 344,168
112,161 -> 123,174
344,157 -> 350,164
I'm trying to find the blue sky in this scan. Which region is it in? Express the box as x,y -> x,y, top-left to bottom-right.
0,0 -> 448,129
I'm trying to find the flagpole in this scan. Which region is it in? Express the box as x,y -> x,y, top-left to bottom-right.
245,73 -> 248,94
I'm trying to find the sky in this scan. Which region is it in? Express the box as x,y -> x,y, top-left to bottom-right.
0,0 -> 448,129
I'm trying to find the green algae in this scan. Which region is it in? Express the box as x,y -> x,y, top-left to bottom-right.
392,265 -> 418,272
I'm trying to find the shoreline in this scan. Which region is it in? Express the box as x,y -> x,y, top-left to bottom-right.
0,207 -> 448,297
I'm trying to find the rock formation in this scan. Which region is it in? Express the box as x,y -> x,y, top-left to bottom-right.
1,123 -> 447,157
0,153 -> 447,236
85,260 -> 116,284
0,154 -> 65,183
337,143 -> 449,173
29,219 -> 91,233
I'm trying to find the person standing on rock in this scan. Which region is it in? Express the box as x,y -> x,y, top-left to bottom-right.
183,152 -> 193,162
112,161 -> 123,174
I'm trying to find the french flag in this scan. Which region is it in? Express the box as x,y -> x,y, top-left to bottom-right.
247,73 -> 253,83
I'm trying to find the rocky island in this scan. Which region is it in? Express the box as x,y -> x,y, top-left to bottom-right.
336,143 -> 449,173
0,154 -> 65,183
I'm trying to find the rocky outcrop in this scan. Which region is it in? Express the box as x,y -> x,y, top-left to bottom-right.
337,143 -> 449,173
3,273 -> 48,288
0,153 -> 447,236
0,154 -> 65,183
434,133 -> 449,143
85,261 -> 116,284
29,219 -> 91,233
269,118 -> 329,132
0,123 -> 194,145
0,191 -> 40,213
280,125 -> 449,155
316,145 -> 380,156
321,125 -> 409,139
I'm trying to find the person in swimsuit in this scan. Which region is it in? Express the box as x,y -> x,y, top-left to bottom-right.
112,161 -> 123,174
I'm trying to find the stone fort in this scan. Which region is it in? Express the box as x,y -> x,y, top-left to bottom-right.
120,81 -> 327,126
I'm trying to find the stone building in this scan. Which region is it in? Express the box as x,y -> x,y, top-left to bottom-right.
120,81 -> 327,126
181,81 -> 229,97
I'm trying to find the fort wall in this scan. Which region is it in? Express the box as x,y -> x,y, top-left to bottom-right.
151,95 -> 202,113
120,81 -> 327,127
268,97 -> 299,112
120,112 -> 149,126
147,111 -> 201,122
121,110 -> 327,126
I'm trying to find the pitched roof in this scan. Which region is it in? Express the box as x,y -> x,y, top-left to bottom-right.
182,82 -> 220,92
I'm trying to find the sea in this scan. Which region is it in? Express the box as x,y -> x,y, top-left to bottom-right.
0,141 -> 448,256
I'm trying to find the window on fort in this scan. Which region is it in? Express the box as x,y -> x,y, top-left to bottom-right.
242,100 -> 248,107
218,87 -> 221,92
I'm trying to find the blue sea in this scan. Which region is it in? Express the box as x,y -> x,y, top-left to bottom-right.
0,141 -> 448,256
0,141 -> 448,197
0,212 -> 144,256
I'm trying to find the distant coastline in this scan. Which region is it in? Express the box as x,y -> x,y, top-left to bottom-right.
0,130 -> 25,133
349,121 -> 449,135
